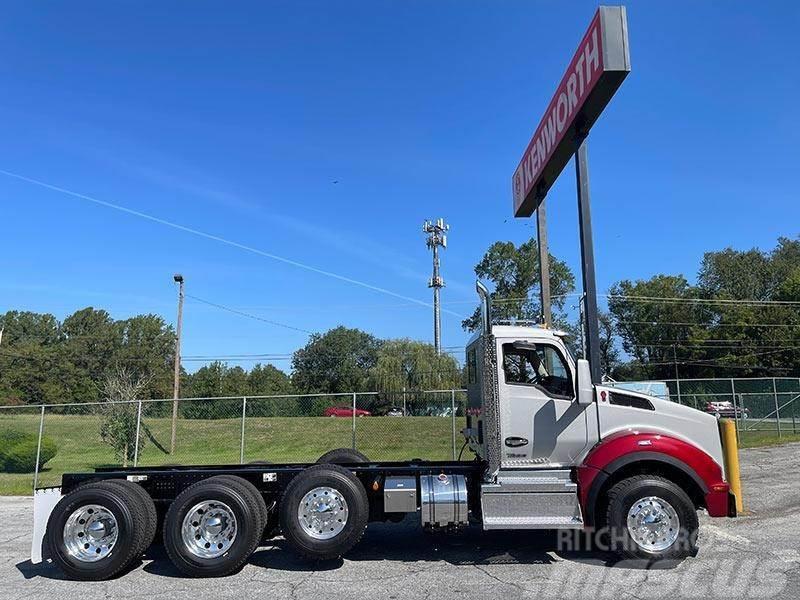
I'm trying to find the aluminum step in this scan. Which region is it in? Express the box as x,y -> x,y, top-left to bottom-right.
480,478 -> 584,530
493,469 -> 576,493
482,514 -> 584,530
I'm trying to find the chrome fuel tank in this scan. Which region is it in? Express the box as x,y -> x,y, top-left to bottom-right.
420,473 -> 468,527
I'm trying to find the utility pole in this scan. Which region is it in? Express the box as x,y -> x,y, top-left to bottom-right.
170,274 -> 185,455
423,218 -> 449,354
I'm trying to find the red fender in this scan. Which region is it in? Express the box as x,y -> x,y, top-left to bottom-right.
576,430 -> 731,521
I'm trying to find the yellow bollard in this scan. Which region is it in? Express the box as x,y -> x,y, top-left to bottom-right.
719,418 -> 743,514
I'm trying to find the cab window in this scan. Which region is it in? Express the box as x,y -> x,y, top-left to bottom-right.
502,342 -> 573,398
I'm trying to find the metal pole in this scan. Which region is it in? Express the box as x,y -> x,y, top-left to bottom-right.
732,379 -> 741,444
133,400 -> 143,467
451,389 -> 457,460
33,405 -> 45,492
536,200 -> 552,327
773,378 -> 782,438
170,275 -> 185,454
351,393 -> 357,449
402,387 -> 406,416
575,135 -> 601,383
240,397 -> 247,464
424,219 -> 448,354
433,243 -> 441,354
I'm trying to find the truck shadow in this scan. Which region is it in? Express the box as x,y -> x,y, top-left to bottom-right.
18,518 -> 678,580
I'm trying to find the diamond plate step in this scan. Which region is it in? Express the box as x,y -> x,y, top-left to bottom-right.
482,514 -> 584,530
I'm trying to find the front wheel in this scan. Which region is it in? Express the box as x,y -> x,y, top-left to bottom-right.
605,474 -> 698,561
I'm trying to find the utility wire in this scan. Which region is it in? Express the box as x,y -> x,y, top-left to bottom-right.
0,169 -> 463,318
185,294 -> 313,334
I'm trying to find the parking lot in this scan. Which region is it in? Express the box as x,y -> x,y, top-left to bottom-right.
3,443 -> 800,600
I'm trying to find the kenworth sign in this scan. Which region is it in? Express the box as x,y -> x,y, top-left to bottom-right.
512,6 -> 630,217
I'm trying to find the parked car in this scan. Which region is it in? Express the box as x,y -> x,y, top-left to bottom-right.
704,401 -> 749,419
386,407 -> 404,417
323,406 -> 372,417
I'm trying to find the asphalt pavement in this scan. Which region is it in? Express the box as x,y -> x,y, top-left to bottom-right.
4,443 -> 800,600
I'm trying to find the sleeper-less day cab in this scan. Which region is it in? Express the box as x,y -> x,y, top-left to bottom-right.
29,282 -> 736,580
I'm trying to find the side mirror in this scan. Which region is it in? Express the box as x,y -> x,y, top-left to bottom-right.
576,359 -> 595,406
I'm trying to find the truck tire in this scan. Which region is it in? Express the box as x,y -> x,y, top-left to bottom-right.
316,448 -> 370,464
46,481 -> 147,580
210,474 -> 268,542
605,474 -> 699,561
279,464 -> 368,560
162,476 -> 263,577
103,479 -> 158,557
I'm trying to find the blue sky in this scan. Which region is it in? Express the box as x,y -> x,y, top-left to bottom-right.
1,1 -> 798,372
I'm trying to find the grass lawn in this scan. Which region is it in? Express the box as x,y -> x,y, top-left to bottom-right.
0,413 -> 460,495
3,413 -> 798,496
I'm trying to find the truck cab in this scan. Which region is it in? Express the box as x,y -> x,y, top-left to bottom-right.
461,283 -> 735,556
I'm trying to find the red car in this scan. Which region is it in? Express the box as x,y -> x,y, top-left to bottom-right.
323,406 -> 371,417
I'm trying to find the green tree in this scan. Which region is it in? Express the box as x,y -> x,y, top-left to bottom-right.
98,369 -> 151,466
291,326 -> 381,394
608,236 -> 800,379
462,238 -> 575,331
368,339 -> 461,413
247,363 -> 296,416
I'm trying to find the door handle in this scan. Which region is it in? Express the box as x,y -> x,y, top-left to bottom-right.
504,436 -> 529,448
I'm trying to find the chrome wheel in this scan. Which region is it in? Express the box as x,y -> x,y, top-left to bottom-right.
626,495 -> 680,552
297,486 -> 348,540
63,504 -> 118,563
181,500 -> 238,559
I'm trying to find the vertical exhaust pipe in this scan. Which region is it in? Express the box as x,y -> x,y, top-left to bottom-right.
476,280 -> 492,334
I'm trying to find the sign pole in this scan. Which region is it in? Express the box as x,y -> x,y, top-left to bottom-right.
575,135 -> 602,383
536,200 -> 552,327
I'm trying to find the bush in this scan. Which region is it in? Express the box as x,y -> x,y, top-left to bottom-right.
0,429 -> 58,473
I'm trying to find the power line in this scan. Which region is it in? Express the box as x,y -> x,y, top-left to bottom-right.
618,320 -> 800,329
0,169 -> 463,318
604,294 -> 800,307
185,294 -> 313,335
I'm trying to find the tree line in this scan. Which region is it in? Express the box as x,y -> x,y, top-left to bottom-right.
1,235 -> 798,410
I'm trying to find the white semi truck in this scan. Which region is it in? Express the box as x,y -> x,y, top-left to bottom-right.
30,284 -> 736,580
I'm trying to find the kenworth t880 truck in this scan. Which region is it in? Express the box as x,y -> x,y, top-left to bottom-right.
30,284 -> 736,580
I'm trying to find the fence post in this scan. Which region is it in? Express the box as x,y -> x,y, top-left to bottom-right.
451,389 -> 457,460
773,378 -> 782,439
352,393 -> 357,450
240,397 -> 247,464
731,380 -> 741,444
676,377 -> 682,405
133,400 -> 143,467
33,405 -> 45,492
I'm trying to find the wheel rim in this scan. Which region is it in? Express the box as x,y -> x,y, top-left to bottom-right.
63,504 -> 118,562
297,486 -> 349,540
181,500 -> 238,559
626,495 -> 681,552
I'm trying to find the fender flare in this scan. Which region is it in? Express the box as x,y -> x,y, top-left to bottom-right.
581,451 -> 709,526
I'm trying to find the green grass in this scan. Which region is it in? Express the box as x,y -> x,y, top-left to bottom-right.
738,431 -> 800,448
0,413 -> 459,495
3,413 -> 798,496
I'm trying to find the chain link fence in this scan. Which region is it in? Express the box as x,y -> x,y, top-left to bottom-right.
0,390 -> 468,494
3,378 -> 798,494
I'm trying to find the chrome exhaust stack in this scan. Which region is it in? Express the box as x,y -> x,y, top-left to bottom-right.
476,280 -> 492,334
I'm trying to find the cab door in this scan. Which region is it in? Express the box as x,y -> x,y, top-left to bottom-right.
497,339 -> 597,467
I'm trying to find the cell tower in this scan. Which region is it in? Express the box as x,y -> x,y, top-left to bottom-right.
423,218 -> 449,354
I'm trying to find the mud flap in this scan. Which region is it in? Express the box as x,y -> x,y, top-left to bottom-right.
31,488 -> 62,564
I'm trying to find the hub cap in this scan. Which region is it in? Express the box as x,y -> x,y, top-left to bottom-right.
298,486 -> 348,540
626,496 -> 680,552
181,501 -> 238,559
63,504 -> 118,562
